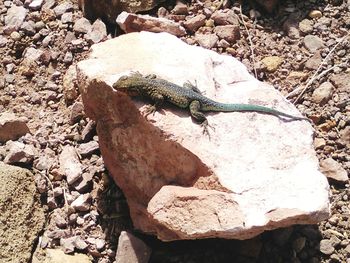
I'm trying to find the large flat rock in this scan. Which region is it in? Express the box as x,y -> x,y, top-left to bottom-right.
77,32 -> 330,241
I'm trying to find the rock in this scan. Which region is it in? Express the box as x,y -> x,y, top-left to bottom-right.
299,19 -> 313,34
4,141 -> 36,164
183,14 -> 206,32
59,145 -> 82,185
81,120 -> 96,141
78,141 -> 99,157
72,172 -> 93,193
76,32 -> 330,241
116,12 -> 186,37
320,158 -> 348,183
63,65 -> 79,105
53,2 -> 74,17
33,248 -> 92,263
303,35 -> 324,53
85,19 -> 107,44
214,25 -> 240,43
172,1 -> 188,15
70,101 -> 85,124
309,10 -> 322,19
319,239 -> 335,255
283,15 -> 300,39
261,56 -> 283,72
61,12 -> 73,23
305,51 -> 322,70
194,33 -> 218,49
0,163 -> 45,263
314,137 -> 326,149
330,73 -> 350,92
71,193 -> 91,211
115,231 -> 151,263
73,17 -> 92,34
29,0 -> 44,11
312,82 -> 333,105
0,112 -> 30,143
211,9 -> 239,25
4,5 -> 28,34
339,127 -> 350,147
79,0 -> 166,24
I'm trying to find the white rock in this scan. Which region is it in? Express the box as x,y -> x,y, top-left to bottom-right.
59,145 -> 82,185
76,32 -> 330,241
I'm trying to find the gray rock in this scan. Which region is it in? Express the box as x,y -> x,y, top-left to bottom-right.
4,141 -> 36,164
312,82 -> 333,105
29,0 -> 44,10
4,5 -> 28,34
320,158 -> 348,183
59,145 -> 82,185
319,239 -> 335,255
85,19 -> 107,44
303,35 -> 324,52
20,21 -> 36,35
78,141 -> 99,157
73,17 -> 92,34
61,12 -> 73,23
195,33 -> 218,49
71,193 -> 91,212
115,231 -> 151,263
53,2 -> 73,17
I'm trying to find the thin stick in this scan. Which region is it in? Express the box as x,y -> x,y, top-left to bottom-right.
287,34 -> 348,103
239,4 -> 257,78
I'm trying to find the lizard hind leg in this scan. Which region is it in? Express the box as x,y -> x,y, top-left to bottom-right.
189,100 -> 214,135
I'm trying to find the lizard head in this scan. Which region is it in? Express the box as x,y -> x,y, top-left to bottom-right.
113,75 -> 142,96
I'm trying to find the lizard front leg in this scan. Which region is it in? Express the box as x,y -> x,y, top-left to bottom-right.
183,80 -> 203,94
144,91 -> 164,117
189,100 -> 212,135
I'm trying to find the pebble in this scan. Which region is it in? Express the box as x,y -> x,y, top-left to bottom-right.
299,19 -> 313,34
320,157 -> 348,182
183,14 -> 206,32
319,239 -> 335,255
261,56 -> 283,72
71,193 -> 92,212
194,33 -> 218,49
213,25 -> 240,43
53,2 -> 73,17
303,35 -> 324,52
309,10 -> 323,19
312,82 -> 334,105
73,17 -> 92,34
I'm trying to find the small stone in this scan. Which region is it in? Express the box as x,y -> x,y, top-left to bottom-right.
314,138 -> 326,149
312,82 -> 333,105
74,236 -> 89,250
0,112 -> 30,142
303,35 -> 324,53
61,12 -> 73,24
71,193 -> 91,212
78,141 -> 99,157
305,51 -> 322,70
319,239 -> 334,255
211,9 -> 239,25
261,56 -> 283,72
194,33 -> 218,49
53,2 -> 73,17
115,231 -> 151,263
60,237 -> 75,253
299,19 -> 313,34
55,214 -> 67,228
59,145 -> 82,185
10,31 -> 21,41
70,102 -> 85,124
85,19 -> 107,44
330,73 -> 350,92
213,25 -> 240,43
4,5 -> 28,33
320,158 -> 348,183
309,10 -> 322,19
29,0 -> 44,11
183,14 -> 206,32
73,17 -> 92,34
172,1 -> 188,15
63,52 -> 73,64
4,141 -> 36,164
81,120 -> 96,142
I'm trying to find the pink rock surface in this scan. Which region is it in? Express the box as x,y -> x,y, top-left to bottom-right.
77,32 -> 330,241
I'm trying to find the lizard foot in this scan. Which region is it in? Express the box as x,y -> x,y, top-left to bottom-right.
201,120 -> 215,137
143,105 -> 157,117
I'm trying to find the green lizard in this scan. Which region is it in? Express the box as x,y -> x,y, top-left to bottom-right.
113,72 -> 310,133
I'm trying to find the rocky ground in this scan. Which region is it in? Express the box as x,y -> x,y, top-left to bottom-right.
0,0 -> 349,262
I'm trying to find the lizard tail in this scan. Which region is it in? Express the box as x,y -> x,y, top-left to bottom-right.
208,103 -> 310,121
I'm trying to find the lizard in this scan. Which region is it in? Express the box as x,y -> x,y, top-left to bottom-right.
113,72 -> 310,134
